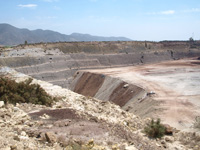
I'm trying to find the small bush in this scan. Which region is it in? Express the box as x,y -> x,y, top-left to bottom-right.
194,116 -> 200,129
144,118 -> 166,138
0,76 -> 56,106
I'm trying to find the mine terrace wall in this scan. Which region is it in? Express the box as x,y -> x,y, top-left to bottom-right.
0,41 -> 199,83
0,41 -> 199,89
11,40 -> 200,54
70,71 -> 146,107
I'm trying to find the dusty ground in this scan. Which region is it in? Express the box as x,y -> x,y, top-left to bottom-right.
86,57 -> 200,130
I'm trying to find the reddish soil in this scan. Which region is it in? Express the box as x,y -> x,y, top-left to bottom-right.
27,108 -> 158,149
74,72 -> 105,97
29,108 -> 81,120
109,82 -> 143,107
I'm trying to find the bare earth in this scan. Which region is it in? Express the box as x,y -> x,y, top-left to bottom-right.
86,57 -> 200,130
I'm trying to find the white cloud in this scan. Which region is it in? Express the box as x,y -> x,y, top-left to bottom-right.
184,8 -> 200,13
161,10 -> 175,15
146,10 -> 175,15
18,4 -> 37,8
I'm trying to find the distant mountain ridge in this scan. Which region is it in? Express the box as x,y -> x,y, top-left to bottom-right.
0,23 -> 131,45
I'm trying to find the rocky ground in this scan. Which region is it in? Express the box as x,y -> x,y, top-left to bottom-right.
0,67 -> 200,150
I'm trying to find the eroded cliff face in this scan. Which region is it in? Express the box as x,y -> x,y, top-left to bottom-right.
70,71 -> 146,108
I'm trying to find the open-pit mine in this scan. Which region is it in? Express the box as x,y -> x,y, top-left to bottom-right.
0,41 -> 200,149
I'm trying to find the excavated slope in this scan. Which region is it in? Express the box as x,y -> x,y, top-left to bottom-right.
80,58 -> 200,130
0,41 -> 200,125
70,71 -> 146,107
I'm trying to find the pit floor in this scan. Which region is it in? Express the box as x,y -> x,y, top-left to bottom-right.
86,57 -> 200,130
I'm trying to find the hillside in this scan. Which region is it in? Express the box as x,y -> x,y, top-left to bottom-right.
0,23 -> 131,45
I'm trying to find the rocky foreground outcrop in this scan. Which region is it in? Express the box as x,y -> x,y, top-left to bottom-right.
0,68 -> 199,150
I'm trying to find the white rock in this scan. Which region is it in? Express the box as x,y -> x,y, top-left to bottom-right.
13,107 -> 20,112
19,136 -> 29,140
125,145 -> 137,150
39,113 -> 50,119
0,101 -> 4,108
21,131 -> 26,136
3,147 -> 11,150
123,84 -> 129,88
156,143 -> 162,147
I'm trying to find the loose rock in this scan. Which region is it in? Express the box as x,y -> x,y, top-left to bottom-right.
0,101 -> 4,108
45,132 -> 57,143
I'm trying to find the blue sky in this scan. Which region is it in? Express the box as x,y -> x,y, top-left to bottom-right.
0,0 -> 200,41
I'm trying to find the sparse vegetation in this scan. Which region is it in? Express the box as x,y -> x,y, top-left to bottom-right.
189,37 -> 194,42
144,118 -> 166,138
194,116 -> 200,129
0,76 -> 56,106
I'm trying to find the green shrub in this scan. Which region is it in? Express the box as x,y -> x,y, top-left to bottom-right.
144,118 -> 165,138
0,76 -> 56,106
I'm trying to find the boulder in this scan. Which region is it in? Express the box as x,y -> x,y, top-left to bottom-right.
165,136 -> 174,143
45,132 -> 57,143
163,124 -> 173,135
10,145 -> 17,150
125,145 -> 137,150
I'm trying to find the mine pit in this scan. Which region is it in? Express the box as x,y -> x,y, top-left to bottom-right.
0,41 -> 200,131
1,41 -> 200,149
83,58 -> 200,129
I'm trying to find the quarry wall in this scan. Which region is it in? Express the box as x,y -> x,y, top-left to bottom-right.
0,41 -> 200,89
70,71 -> 146,107
0,41 -> 199,106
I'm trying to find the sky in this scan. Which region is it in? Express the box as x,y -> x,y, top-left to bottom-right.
0,0 -> 200,41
